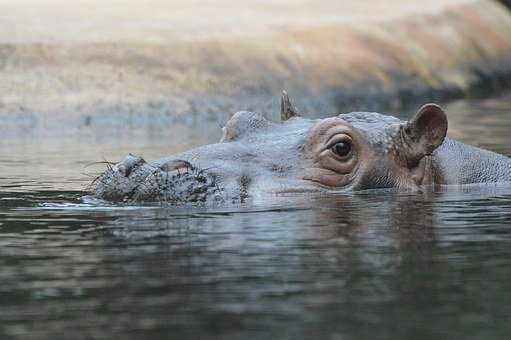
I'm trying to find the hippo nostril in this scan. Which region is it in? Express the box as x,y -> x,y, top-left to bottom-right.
118,164 -> 128,177
117,154 -> 146,177
159,160 -> 192,172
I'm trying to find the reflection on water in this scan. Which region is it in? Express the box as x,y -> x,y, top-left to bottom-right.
1,93 -> 511,339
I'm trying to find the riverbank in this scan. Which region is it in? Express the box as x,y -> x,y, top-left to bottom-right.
1,0 -> 511,131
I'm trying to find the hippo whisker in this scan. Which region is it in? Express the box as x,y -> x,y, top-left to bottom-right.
81,172 -> 103,179
82,172 -> 104,191
84,167 -> 114,186
82,160 -> 117,192
85,174 -> 110,196
84,160 -> 117,169
98,158 -> 115,172
84,177 -> 100,192
159,171 -> 170,204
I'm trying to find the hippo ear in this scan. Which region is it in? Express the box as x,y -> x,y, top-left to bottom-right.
401,103 -> 448,166
281,90 -> 299,121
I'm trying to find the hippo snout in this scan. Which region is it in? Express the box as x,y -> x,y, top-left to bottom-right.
92,154 -> 222,204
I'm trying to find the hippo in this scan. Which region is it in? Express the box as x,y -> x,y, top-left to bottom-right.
90,92 -> 511,204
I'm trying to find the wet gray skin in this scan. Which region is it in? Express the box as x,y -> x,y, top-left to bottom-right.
92,92 -> 511,204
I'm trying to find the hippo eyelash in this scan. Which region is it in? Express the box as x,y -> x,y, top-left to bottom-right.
325,134 -> 353,149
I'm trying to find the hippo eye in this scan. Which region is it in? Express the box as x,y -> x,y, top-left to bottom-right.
331,140 -> 352,159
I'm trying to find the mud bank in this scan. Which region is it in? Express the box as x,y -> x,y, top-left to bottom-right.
1,0 -> 511,131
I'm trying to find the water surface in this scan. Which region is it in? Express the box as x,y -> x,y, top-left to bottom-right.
1,94 -> 511,339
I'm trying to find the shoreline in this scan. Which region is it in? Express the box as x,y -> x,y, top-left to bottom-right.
1,0 -> 511,131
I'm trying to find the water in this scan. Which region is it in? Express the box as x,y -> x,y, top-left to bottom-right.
1,94 -> 511,339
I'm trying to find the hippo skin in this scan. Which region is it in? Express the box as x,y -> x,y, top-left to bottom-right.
91,92 -> 511,204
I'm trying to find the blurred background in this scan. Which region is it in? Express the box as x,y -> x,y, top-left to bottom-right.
1,0 -> 511,134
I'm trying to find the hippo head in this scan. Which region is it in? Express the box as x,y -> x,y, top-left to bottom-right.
91,92 -> 448,204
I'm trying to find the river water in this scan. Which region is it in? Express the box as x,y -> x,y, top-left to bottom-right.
1,93 -> 511,339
